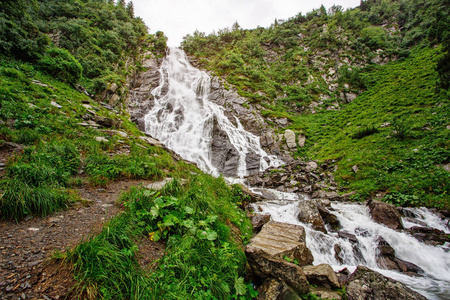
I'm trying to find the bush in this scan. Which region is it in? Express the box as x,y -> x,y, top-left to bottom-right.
39,47 -> 82,85
351,126 -> 379,139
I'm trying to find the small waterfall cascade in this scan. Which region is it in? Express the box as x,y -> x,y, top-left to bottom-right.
251,193 -> 450,300
144,48 -> 281,177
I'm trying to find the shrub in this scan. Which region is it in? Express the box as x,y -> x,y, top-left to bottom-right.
39,47 -> 82,85
351,126 -> 379,139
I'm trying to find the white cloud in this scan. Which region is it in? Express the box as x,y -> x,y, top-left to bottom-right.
132,0 -> 360,46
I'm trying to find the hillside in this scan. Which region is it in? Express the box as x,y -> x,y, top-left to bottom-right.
182,0 -> 450,209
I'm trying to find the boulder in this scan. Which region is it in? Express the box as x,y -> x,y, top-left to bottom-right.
346,266 -> 427,300
251,214 -> 271,233
93,115 -> 122,128
298,134 -> 306,148
317,205 -> 341,231
245,247 -> 310,295
311,287 -> 342,300
302,264 -> 341,289
284,130 -> 297,149
406,226 -> 450,246
246,221 -> 313,266
297,201 -> 327,233
367,200 -> 404,230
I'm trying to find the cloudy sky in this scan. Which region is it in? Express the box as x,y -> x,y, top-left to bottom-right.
132,0 -> 361,47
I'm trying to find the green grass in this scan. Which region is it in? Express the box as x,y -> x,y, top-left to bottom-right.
64,175 -> 256,299
290,48 -> 449,208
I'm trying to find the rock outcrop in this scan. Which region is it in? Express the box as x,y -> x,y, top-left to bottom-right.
375,237 -> 423,275
367,200 -> 404,230
406,226 -> 450,246
346,266 -> 427,300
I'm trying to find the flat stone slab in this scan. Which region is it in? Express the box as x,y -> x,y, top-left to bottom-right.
247,220 -> 313,266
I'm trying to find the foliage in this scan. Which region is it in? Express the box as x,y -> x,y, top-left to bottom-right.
39,47 -> 82,85
66,175 -> 255,299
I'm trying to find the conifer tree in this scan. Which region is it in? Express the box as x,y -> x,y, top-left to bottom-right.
126,1 -> 134,18
117,0 -> 125,8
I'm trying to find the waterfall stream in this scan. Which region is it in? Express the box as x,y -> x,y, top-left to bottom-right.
144,48 -> 281,177
143,48 -> 450,299
250,192 -> 450,300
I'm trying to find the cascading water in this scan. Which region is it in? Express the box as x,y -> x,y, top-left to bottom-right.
144,48 -> 281,177
251,192 -> 450,300
142,47 -> 449,299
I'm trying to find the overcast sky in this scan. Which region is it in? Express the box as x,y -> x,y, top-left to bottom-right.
132,0 -> 361,47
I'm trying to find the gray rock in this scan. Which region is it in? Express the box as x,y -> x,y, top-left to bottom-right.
297,200 -> 327,233
306,161 -> 318,171
247,221 -> 314,266
251,214 -> 271,233
147,178 -> 173,190
245,247 -> 310,295
139,136 -> 162,147
210,117 -> 240,177
317,206 -> 341,231
352,165 -> 359,174
346,266 -> 427,300
302,264 -> 341,289
284,129 -> 297,149
367,200 -> 404,230
95,136 -> 109,143
50,101 -> 62,108
298,134 -> 306,148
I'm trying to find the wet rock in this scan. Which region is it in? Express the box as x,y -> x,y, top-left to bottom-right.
245,247 -> 310,295
211,117 -> 239,177
336,267 -> 350,286
403,217 -> 427,227
406,226 -> 450,246
346,266 -> 427,300
302,264 -> 341,289
367,200 -> 404,230
246,221 -> 313,266
297,201 -> 327,233
338,231 -> 358,243
317,205 -> 341,231
251,214 -> 271,233
334,244 -> 344,264
245,152 -> 261,175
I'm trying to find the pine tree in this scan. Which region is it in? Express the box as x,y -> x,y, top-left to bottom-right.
117,0 -> 125,8
126,1 -> 134,18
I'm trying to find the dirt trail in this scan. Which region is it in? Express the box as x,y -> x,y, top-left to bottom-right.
0,179 -> 163,300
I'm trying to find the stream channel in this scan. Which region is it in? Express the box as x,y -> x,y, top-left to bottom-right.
144,47 -> 450,299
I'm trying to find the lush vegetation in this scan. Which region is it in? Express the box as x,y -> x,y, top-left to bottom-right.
64,177 -> 256,299
182,0 -> 450,209
1,0 -> 167,99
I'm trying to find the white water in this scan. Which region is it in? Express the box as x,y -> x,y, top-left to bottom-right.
142,47 -> 450,299
144,48 -> 281,177
251,196 -> 450,299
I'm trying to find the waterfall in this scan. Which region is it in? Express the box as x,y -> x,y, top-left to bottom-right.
144,48 -> 281,177
251,195 -> 450,300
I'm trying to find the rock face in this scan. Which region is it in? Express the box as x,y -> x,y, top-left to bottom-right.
302,264 -> 341,289
346,266 -> 427,300
210,118 -> 240,177
297,201 -> 327,233
251,214 -> 271,233
247,221 -> 314,266
128,55 -> 163,131
367,200 -> 404,230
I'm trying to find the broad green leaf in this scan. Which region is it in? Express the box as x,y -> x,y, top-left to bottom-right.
184,206 -> 194,214
182,219 -> 195,228
205,230 -> 217,241
234,277 -> 246,296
